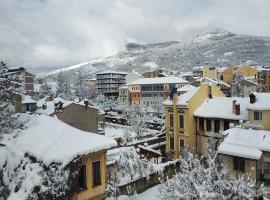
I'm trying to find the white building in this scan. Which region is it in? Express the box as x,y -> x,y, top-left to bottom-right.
96,70 -> 127,96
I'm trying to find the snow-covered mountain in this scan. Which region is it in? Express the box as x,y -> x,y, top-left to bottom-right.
40,29 -> 270,77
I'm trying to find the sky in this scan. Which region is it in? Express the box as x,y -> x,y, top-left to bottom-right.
1,0 -> 270,68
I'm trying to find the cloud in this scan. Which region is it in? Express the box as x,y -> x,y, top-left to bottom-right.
0,0 -> 269,67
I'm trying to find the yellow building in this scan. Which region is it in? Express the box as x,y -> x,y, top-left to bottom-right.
247,93 -> 270,131
163,83 -> 225,159
218,65 -> 258,85
258,66 -> 270,92
194,96 -> 250,155
72,150 -> 109,200
6,114 -> 117,200
218,127 -> 270,183
202,64 -> 217,79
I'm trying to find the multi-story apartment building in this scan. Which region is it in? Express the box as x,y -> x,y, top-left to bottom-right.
163,83 -> 225,159
7,67 -> 35,96
96,70 -> 127,96
129,77 -> 188,113
257,66 -> 270,92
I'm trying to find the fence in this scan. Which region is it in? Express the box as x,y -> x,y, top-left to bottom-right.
117,161 -> 180,196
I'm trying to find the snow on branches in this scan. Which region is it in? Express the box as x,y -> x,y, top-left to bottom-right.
123,109 -> 148,140
38,83 -> 52,99
159,148 -> 258,200
0,61 -> 24,140
74,68 -> 97,101
56,71 -> 73,101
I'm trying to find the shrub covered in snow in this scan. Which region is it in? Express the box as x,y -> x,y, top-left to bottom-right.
107,147 -> 154,198
159,148 -> 259,200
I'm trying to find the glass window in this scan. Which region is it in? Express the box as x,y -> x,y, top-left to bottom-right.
199,118 -> 204,131
179,115 -> 184,129
170,114 -> 174,127
170,137 -> 174,150
206,119 -> 212,132
233,157 -> 245,172
78,165 -> 87,190
224,120 -> 230,130
214,120 -> 220,133
254,111 -> 262,120
92,161 -> 101,187
179,139 -> 184,150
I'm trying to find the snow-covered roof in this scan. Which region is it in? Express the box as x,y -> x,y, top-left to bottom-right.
96,70 -> 127,75
8,114 -> 116,166
180,71 -> 193,77
195,77 -> 230,88
241,79 -> 259,87
194,97 -> 249,120
177,84 -> 196,92
138,144 -> 161,156
162,86 -> 199,107
217,66 -> 230,73
192,66 -> 204,71
36,97 -> 73,115
75,101 -> 99,110
218,127 -> 270,160
128,77 -> 188,85
119,85 -> 128,89
177,87 -> 200,106
22,95 -> 37,104
247,92 -> 270,110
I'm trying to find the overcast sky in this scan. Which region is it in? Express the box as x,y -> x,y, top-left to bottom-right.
1,0 -> 270,68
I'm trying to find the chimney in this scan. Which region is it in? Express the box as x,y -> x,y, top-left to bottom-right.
232,100 -> 240,115
84,99 -> 89,109
249,93 -> 256,104
169,87 -> 177,100
208,85 -> 213,99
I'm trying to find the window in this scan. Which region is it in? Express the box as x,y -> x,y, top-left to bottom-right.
179,139 -> 184,150
214,120 -> 220,133
92,161 -> 101,187
199,118 -> 204,131
254,111 -> 262,120
169,114 -> 174,128
179,115 -> 184,129
78,165 -> 87,190
220,75 -> 223,80
224,120 -> 230,130
233,157 -> 245,172
206,119 -> 212,132
170,137 -> 174,150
